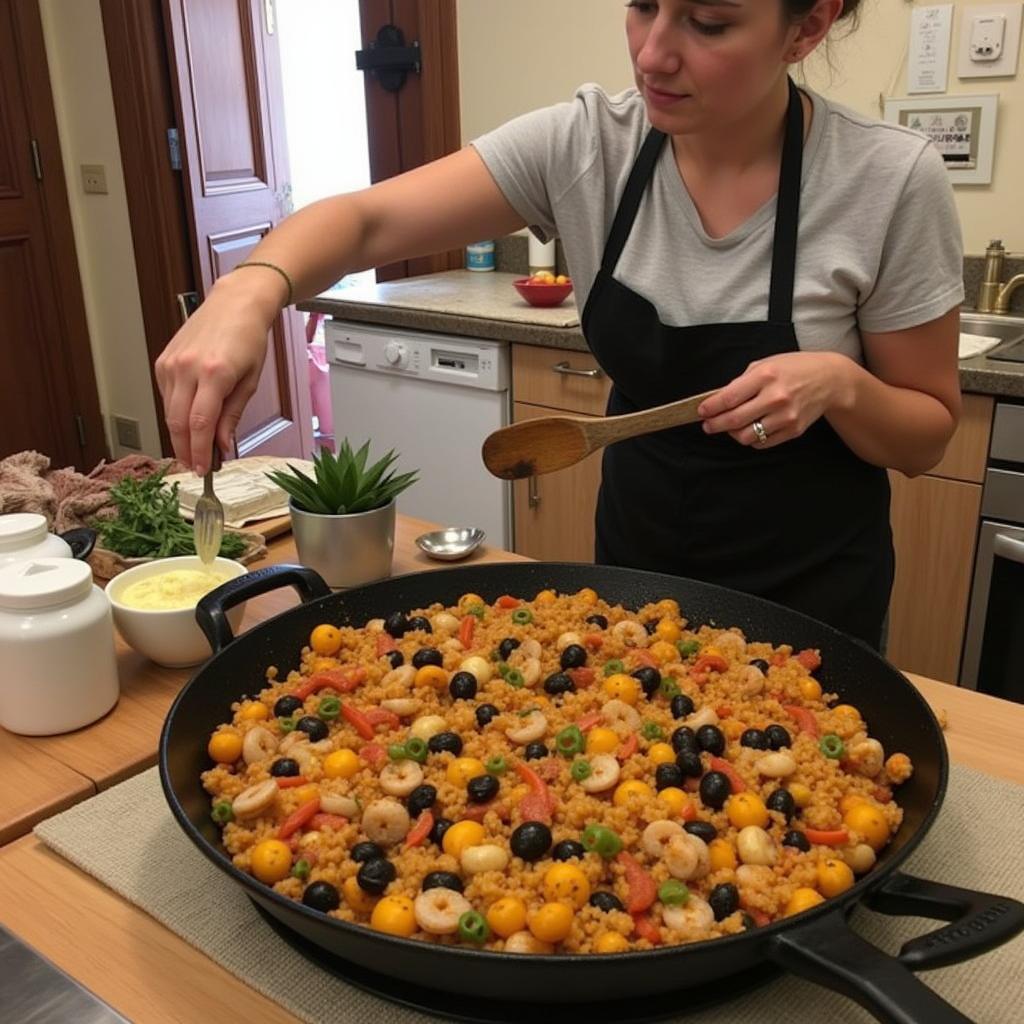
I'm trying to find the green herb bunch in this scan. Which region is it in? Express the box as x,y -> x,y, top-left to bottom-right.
92,469 -> 246,559
267,440 -> 417,516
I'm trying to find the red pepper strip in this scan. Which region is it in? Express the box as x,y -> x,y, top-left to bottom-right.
277,797 -> 320,840
405,810 -> 434,847
683,777 -> 701,793
796,648 -> 822,672
630,649 -> 658,669
716,704 -> 733,719
577,711 -> 603,732
514,761 -> 555,824
617,732 -> 639,761
693,654 -> 729,675
632,913 -> 662,945
310,813 -> 348,831
294,667 -> 366,700
617,851 -> 657,913
745,907 -> 772,928
679,800 -> 697,823
783,705 -> 820,738
286,834 -> 301,853
361,743 -> 387,768
341,704 -> 376,740
376,633 -> 397,657
583,633 -> 604,650
458,615 -> 475,649
803,827 -> 850,847
708,757 -> 746,793
771,652 -> 789,667
275,775 -> 309,789
496,595 -> 521,609
461,801 -> 495,823
567,667 -> 595,688
362,707 -> 400,730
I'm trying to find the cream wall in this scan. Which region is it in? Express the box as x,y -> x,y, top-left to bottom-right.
38,0 -> 162,459
457,0 -> 1023,254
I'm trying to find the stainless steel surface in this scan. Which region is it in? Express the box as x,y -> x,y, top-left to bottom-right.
528,475 -> 541,509
552,360 -> 603,379
193,457 -> 224,566
980,468 -> 1024,522
991,403 -> 1024,461
977,240 -> 1005,314
959,311 -> 1024,345
0,924 -> 128,1024
994,533 -> 1024,564
414,527 -> 486,562
290,498 -> 395,588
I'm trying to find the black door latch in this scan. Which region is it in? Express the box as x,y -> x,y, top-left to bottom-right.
355,24 -> 421,93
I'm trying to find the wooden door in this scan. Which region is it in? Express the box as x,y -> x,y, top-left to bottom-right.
0,0 -> 105,469
163,0 -> 313,460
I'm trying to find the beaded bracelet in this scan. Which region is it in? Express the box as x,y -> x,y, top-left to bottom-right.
234,260 -> 294,306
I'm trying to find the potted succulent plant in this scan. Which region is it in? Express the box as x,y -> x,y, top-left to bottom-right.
267,440 -> 417,588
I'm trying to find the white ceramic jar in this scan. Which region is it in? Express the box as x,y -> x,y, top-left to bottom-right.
0,513 -> 72,569
0,557 -> 120,735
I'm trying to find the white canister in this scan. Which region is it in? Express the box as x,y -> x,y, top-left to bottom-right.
528,234 -> 557,276
0,513 -> 72,569
0,558 -> 120,735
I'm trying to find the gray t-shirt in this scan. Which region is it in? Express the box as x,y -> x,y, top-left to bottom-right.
472,84 -> 964,363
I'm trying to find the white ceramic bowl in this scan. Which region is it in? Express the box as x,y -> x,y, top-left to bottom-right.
106,556 -> 248,668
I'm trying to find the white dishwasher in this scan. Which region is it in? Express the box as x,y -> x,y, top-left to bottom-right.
326,320 -> 512,548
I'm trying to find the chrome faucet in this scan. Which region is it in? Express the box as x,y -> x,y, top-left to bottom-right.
977,240 -> 1024,314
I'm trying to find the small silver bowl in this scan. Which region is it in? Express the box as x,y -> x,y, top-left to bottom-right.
415,527 -> 486,562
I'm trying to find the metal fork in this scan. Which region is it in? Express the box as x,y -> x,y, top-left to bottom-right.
193,449 -> 223,565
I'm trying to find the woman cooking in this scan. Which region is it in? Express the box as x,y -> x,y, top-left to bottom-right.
156,0 -> 963,649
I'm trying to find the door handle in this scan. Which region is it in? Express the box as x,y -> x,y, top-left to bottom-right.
528,475 -> 541,509
994,534 -> 1024,564
552,361 -> 603,379
176,291 -> 200,325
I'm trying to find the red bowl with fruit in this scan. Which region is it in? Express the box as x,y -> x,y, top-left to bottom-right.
513,274 -> 574,308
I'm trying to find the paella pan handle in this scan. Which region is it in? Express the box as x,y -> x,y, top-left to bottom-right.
196,564 -> 332,654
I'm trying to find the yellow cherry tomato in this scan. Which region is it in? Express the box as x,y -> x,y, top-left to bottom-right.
487,897 -> 528,938
250,839 -> 292,884
595,931 -> 630,953
207,730 -> 242,764
603,674 -> 641,706
613,780 -> 653,807
310,624 -> 342,656
658,787 -> 690,817
371,895 -> 417,936
576,587 -> 598,607
239,702 -> 269,721
654,619 -> 682,644
648,641 -> 679,665
323,748 -> 360,779
414,665 -> 449,690
789,783 -> 812,809
543,864 -> 591,908
442,820 -> 486,858
726,793 -> 770,830
458,593 -> 485,612
447,758 -> 487,788
833,704 -> 861,720
534,589 -> 557,606
700,646 -> 723,660
785,888 -> 825,917
839,793 -> 869,815
342,875 -> 378,913
708,839 -> 738,872
294,784 -> 319,805
817,857 -> 855,898
648,742 -> 676,765
586,727 -> 620,756
799,677 -> 823,701
722,719 -> 745,741
843,803 -> 890,851
655,598 -> 680,617
528,901 -> 574,944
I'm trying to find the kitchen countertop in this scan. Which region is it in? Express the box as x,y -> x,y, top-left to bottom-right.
300,271 -> 1024,399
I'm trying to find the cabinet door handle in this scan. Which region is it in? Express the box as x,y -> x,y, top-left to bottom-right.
552,360 -> 603,379
528,475 -> 541,509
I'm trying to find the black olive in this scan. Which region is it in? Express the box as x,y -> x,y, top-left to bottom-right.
767,789 -> 797,821
676,750 -> 704,778
385,611 -> 410,637
273,695 -> 303,718
524,741 -> 549,760
551,840 -> 586,861
407,784 -> 437,818
765,725 -> 792,750
740,729 -> 770,750
428,731 -> 463,756
589,891 -> 625,913
585,614 -> 608,630
741,912 -> 759,931
655,763 -> 685,791
498,637 -> 521,661
269,758 -> 300,777
782,830 -> 811,852
670,693 -> 695,719
351,841 -> 385,864
671,726 -> 698,754
632,666 -> 661,698
699,771 -> 731,810
422,871 -> 464,893
407,616 -> 433,634
449,672 -> 478,700
510,822 -> 552,862
560,644 -> 587,670
749,659 -> 770,674
295,716 -> 328,742
412,647 -> 443,669
302,881 -> 340,913
696,725 -> 726,756
544,672 -> 575,696
467,774 -> 500,804
709,883 -> 740,922
385,650 -> 404,670
430,816 -> 454,847
476,703 -> 500,727
683,820 -> 717,844
357,858 -> 396,895
644,620 -> 659,635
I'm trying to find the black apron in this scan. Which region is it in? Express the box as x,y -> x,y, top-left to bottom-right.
581,80 -> 893,649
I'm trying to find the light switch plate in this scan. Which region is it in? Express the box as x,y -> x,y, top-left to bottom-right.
80,163 -> 108,194
958,2 -> 1022,77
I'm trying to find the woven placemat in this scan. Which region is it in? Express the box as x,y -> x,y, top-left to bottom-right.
35,764 -> 1024,1023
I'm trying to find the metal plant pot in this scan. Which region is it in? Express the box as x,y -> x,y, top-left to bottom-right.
288,499 -> 395,589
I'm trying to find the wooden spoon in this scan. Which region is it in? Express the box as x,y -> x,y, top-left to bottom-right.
482,388 -> 720,480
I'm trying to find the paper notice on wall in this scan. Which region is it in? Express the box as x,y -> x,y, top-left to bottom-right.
905,109 -> 976,168
908,4 -> 953,94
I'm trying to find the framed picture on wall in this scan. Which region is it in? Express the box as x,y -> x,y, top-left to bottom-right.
883,94 -> 998,185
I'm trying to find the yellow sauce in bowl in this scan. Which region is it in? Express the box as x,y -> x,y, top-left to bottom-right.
119,568 -> 232,610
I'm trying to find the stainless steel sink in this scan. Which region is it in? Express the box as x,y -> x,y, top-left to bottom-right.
960,311 -> 1024,363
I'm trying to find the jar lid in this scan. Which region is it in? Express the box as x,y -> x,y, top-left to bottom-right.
0,558 -> 94,611
0,513 -> 49,552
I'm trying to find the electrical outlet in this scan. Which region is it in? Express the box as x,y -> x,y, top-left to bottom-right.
958,3 -> 1022,78
81,163 -> 108,194
113,415 -> 141,451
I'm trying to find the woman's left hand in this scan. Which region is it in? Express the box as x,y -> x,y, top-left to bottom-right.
697,352 -> 854,450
